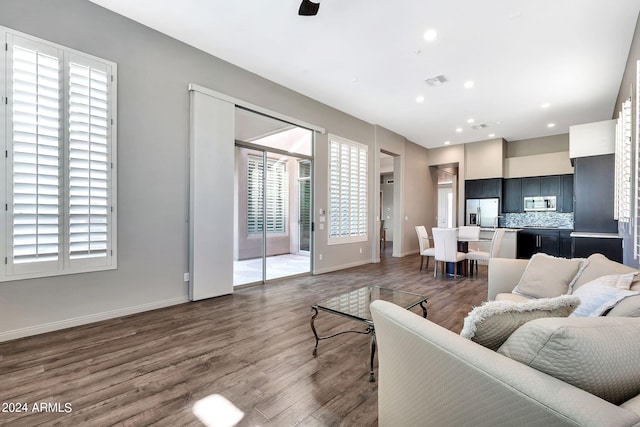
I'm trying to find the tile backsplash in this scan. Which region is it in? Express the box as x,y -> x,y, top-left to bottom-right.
503,212 -> 574,229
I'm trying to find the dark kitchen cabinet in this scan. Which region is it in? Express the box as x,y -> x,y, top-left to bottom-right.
465,180 -> 483,199
465,178 -> 502,199
522,176 -> 561,198
522,177 -> 540,197
560,230 -> 572,258
540,176 -> 560,197
502,178 -> 522,213
572,236 -> 623,263
560,174 -> 574,213
517,228 -> 561,259
573,155 -> 617,233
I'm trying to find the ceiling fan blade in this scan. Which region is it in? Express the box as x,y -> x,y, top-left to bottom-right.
298,0 -> 320,16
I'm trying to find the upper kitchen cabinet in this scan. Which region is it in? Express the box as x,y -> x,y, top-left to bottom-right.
560,174 -> 574,213
502,174 -> 573,213
502,178 -> 522,213
522,177 -> 541,197
522,176 -> 561,198
465,178 -> 502,199
540,176 -> 560,196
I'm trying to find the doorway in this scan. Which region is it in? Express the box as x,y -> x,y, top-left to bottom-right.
436,167 -> 457,228
233,108 -> 313,286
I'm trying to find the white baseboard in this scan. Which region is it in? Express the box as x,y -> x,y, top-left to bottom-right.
0,296 -> 189,343
313,259 -> 373,275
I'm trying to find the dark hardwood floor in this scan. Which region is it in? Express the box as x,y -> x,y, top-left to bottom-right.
0,253 -> 488,427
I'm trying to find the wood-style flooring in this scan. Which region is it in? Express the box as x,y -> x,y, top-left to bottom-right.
0,251 -> 488,427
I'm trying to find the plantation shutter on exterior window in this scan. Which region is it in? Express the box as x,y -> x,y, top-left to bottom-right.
9,38 -> 62,273
68,58 -> 111,261
3,28 -> 117,281
328,135 -> 367,245
247,155 -> 288,235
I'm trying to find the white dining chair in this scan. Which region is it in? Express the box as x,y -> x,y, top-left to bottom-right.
458,225 -> 481,241
466,228 -> 506,275
415,225 -> 436,271
432,227 -> 467,278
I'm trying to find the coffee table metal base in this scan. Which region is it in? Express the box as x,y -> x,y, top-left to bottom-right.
310,301 -> 426,382
310,307 -> 378,382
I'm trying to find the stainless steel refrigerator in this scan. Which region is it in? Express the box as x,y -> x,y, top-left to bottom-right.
466,198 -> 499,227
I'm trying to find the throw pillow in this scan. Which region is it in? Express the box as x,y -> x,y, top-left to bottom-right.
607,295 -> 640,317
512,253 -> 587,298
460,295 -> 580,351
570,273 -> 639,317
572,253 -> 640,291
498,316 -> 640,405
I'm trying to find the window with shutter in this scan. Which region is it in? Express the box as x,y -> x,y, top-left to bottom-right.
247,155 -> 288,235
328,135 -> 368,245
615,98 -> 632,224
10,41 -> 61,272
2,27 -> 117,281
68,59 -> 111,261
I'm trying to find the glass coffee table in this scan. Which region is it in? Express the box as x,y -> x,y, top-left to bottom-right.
310,286 -> 428,382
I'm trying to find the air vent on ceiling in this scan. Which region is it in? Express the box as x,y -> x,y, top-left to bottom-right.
424,75 -> 448,86
471,123 -> 488,130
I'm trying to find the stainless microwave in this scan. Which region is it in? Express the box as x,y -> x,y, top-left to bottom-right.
524,196 -> 557,212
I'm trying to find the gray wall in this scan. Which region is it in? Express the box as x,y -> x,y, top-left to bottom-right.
0,0 -> 433,339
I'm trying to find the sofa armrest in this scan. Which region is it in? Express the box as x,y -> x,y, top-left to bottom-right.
488,258 -> 529,301
370,300 -> 640,427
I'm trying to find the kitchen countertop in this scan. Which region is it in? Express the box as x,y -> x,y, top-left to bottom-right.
479,227 -> 521,232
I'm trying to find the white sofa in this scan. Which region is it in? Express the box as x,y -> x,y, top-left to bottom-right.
370,253 -> 640,427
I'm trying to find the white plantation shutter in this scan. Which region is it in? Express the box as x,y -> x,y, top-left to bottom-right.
9,39 -> 62,273
266,159 -> 287,233
247,155 -> 287,234
68,59 -> 111,261
2,28 -> 116,281
247,155 -> 263,234
328,135 -> 368,244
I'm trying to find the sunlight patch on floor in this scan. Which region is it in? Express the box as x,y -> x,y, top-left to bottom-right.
193,394 -> 245,427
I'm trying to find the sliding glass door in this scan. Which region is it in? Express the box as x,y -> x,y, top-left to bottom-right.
233,108 -> 313,286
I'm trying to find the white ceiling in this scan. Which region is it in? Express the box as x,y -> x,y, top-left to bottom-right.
89,0 -> 640,149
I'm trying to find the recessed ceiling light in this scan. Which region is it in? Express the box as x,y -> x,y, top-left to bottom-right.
444,141 -> 451,145
416,95 -> 425,103
423,29 -> 438,42
488,133 -> 496,138
464,80 -> 474,89
547,122 -> 556,128
467,118 -> 475,124
541,102 -> 551,109
456,127 -> 463,133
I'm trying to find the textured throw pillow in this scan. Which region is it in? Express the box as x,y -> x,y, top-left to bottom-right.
512,253 -> 587,298
573,253 -> 640,291
570,273 -> 639,317
460,295 -> 580,351
498,316 -> 640,405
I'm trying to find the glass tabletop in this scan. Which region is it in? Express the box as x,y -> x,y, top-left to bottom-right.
314,286 -> 428,323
